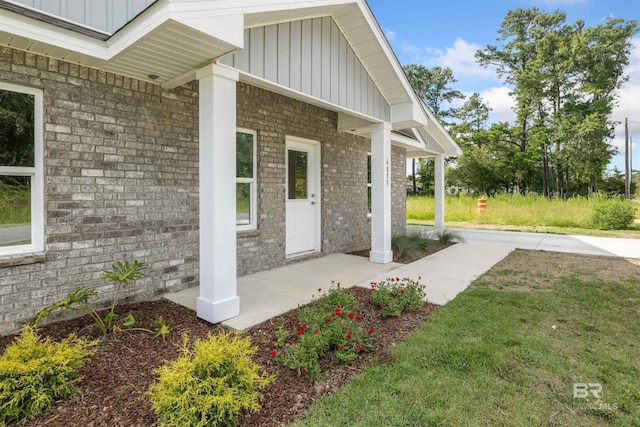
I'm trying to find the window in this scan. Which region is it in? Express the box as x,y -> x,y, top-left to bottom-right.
0,83 -> 44,257
367,153 -> 372,217
236,129 -> 257,230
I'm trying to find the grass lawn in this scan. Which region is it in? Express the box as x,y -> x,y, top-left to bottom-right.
295,250 -> 640,426
407,195 -> 640,239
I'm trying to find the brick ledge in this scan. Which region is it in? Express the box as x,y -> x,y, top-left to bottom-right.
0,252 -> 46,268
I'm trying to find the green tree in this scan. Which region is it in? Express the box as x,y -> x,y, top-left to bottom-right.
476,8 -> 638,197
402,65 -> 464,194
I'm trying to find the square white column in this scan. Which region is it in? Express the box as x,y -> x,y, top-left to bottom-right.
370,122 -> 393,263
195,64 -> 240,324
434,154 -> 445,229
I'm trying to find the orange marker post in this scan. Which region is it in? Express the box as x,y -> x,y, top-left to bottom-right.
477,198 -> 487,214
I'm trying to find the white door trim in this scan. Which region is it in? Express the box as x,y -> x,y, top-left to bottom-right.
285,135 -> 321,257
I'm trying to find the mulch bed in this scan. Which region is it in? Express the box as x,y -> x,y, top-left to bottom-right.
0,289 -> 438,427
349,242 -> 453,264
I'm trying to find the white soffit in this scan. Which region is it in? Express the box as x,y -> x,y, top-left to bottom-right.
0,0 -> 245,84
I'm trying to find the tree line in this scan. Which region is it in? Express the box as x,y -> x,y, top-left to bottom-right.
406,8 -> 638,198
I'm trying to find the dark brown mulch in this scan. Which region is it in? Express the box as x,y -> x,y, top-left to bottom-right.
0,289 -> 437,427
349,242 -> 453,264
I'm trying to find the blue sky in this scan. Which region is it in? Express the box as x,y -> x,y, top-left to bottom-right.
367,0 -> 640,173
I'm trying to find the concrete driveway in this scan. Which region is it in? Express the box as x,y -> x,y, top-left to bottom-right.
407,225 -> 640,259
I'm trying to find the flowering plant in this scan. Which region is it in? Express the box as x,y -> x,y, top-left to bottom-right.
270,285 -> 376,381
371,277 -> 425,317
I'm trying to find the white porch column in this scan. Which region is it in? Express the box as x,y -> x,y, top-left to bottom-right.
434,153 -> 445,229
370,122 -> 393,263
195,64 -> 240,324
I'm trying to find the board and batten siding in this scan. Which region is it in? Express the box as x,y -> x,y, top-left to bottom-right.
8,0 -> 156,34
220,17 -> 391,123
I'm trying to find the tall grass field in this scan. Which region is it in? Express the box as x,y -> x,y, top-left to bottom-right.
407,194 -> 639,229
0,182 -> 30,226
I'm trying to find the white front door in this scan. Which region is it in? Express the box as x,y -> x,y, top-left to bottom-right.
286,137 -> 320,256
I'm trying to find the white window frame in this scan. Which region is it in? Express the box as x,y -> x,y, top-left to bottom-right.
0,82 -> 44,257
367,152 -> 372,218
236,128 -> 257,231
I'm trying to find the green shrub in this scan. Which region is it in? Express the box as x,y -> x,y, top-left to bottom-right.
591,199 -> 636,230
429,228 -> 464,244
371,277 -> 426,317
0,326 -> 96,425
270,286 -> 376,381
391,232 -> 434,258
148,332 -> 273,427
32,260 -> 169,339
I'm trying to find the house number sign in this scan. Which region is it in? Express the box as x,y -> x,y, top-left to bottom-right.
385,158 -> 390,187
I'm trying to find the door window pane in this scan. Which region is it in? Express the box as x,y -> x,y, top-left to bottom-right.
288,150 -> 307,200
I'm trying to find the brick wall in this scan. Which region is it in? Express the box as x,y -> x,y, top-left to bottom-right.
0,48 -> 408,333
0,47 -> 200,333
236,83 -> 408,275
391,145 -> 407,238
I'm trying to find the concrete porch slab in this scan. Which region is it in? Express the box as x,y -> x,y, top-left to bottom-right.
163,254 -> 402,330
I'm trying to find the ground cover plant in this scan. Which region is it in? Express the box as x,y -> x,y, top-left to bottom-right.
149,332 -> 273,427
270,286 -> 377,381
371,277 -> 425,317
295,251 -> 640,426
407,194 -> 640,236
0,326 -> 95,425
0,289 -> 437,426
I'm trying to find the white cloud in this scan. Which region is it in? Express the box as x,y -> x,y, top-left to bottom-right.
390,35 -> 498,83
433,38 -> 497,81
480,86 -> 516,123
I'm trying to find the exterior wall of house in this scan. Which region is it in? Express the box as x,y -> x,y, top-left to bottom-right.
0,47 -> 201,334
0,47 -> 408,334
235,83 -> 407,275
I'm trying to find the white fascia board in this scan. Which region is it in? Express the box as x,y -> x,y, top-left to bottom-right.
107,1 -> 244,57
177,0 -> 354,15
0,8 -> 107,59
352,1 -> 422,111
424,108 -> 463,156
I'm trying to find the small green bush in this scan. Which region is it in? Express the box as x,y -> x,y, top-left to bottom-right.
371,277 -> 426,317
148,332 -> 273,427
391,233 -> 434,258
0,326 -> 96,425
591,199 -> 636,230
270,286 -> 376,381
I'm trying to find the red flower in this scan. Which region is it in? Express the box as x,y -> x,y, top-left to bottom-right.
313,329 -> 319,335
348,313 -> 354,319
338,346 -> 344,351
343,327 -> 349,331
356,344 -> 363,352
268,340 -> 274,346
301,368 -> 308,376
290,340 -> 296,345
380,304 -> 385,309
396,277 -> 400,282
356,315 -> 363,321
297,329 -> 304,336
294,322 -> 300,328
345,333 -> 352,339
325,317 -> 331,323
368,327 -> 375,334
318,288 -> 322,293
337,282 -> 341,288
400,289 -> 405,294
302,324 -> 308,330
270,350 -> 277,357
